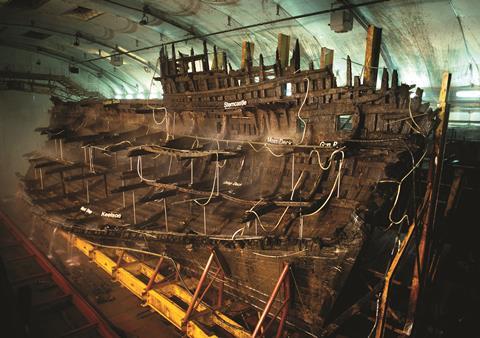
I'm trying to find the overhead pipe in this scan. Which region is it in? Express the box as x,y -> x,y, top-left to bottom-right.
84,0 -> 390,63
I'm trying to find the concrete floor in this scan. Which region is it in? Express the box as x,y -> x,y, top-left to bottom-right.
1,197 -> 182,338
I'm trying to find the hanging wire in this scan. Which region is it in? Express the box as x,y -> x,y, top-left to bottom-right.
296,77 -> 311,145
379,149 -> 427,229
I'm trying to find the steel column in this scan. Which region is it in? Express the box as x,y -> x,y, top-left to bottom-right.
182,251 -> 215,327
144,256 -> 164,294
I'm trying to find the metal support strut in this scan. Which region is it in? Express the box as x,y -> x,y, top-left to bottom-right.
144,255 -> 165,294
252,262 -> 291,338
182,249 -> 226,328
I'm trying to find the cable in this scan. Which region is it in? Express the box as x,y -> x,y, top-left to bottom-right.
368,293 -> 381,338
152,107 -> 168,125
247,142 -> 285,157
244,170 -> 305,233
246,206 -> 290,233
88,146 -> 96,173
309,147 -> 346,171
231,227 -> 245,240
408,96 -> 426,136
264,144 -> 286,157
169,133 -> 403,149
234,147 -> 346,236
297,77 -> 310,145
388,112 -> 430,126
193,152 -> 219,206
144,56 -> 169,128
379,149 -> 427,227
304,150 -> 345,217
136,155 -> 157,183
83,1 -> 389,63
252,249 -> 308,258
87,140 -> 133,153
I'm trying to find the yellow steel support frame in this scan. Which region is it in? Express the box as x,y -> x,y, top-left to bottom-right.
61,232 -> 251,338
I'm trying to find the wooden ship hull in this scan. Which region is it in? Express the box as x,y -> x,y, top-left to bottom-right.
19,30 -> 438,336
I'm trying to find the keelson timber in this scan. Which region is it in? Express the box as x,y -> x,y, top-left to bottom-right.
20,28 -> 438,336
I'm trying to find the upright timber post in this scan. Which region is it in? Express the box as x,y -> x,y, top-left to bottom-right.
403,72 -> 452,336
202,40 -> 209,72
241,41 -> 254,70
212,45 -> 219,71
217,51 -> 225,71
346,56 -> 352,87
375,219 -> 418,338
320,47 -> 334,71
363,25 -> 382,87
277,33 -> 290,69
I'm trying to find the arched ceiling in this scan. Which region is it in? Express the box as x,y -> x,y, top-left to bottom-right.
0,0 -> 478,100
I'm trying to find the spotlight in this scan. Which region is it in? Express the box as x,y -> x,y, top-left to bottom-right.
69,65 -> 79,74
139,14 -> 148,25
139,6 -> 149,25
73,32 -> 80,47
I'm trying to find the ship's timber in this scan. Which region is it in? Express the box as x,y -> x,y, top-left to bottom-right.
21,30 -> 438,336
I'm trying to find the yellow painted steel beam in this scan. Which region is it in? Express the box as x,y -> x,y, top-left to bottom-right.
61,231 -> 251,338
92,250 -> 117,275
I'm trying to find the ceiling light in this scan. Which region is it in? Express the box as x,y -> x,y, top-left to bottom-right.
73,33 -> 80,46
139,14 -> 148,25
110,54 -> 123,67
139,6 -> 149,25
456,90 -> 480,98
110,45 -> 123,67
69,65 -> 79,74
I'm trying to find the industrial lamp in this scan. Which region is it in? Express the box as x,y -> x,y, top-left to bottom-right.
139,6 -> 149,25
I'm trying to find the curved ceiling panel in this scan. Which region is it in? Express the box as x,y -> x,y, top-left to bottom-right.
0,0 -> 478,101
